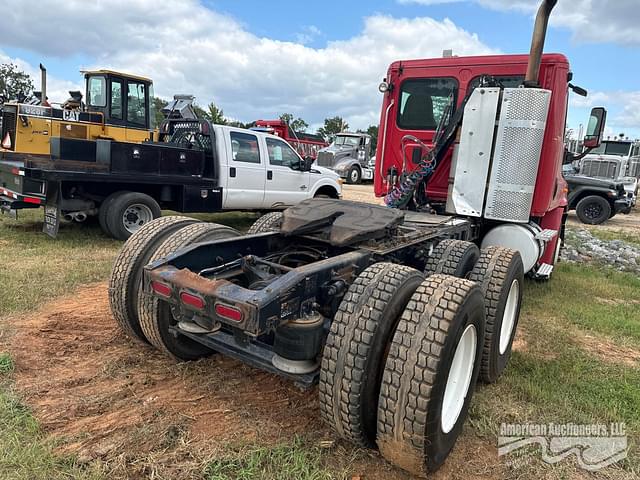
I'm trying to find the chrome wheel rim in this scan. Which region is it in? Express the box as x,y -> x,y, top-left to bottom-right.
499,279 -> 520,355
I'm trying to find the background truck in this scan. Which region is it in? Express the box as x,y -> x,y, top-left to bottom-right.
316,132 -> 374,183
0,119 -> 341,239
575,139 -> 640,203
252,119 -> 328,160
107,0 -> 606,476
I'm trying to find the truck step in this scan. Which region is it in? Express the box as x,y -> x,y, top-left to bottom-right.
535,263 -> 554,278
535,229 -> 558,242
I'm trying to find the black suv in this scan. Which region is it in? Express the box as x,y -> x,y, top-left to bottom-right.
563,164 -> 633,224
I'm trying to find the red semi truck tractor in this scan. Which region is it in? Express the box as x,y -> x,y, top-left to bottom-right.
253,119 -> 328,160
108,0 -> 607,476
374,46 -> 605,278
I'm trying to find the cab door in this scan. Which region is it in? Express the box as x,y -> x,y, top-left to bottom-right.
262,136 -> 310,208
224,130 -> 266,209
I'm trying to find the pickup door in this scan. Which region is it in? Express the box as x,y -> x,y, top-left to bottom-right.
262,136 -> 310,208
224,130 -> 266,209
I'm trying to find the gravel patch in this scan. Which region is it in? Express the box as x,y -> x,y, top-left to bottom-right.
562,227 -> 640,275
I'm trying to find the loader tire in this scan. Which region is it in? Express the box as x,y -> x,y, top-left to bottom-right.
424,239 -> 480,278
98,191 -> 126,237
468,246 -> 524,383
319,262 -> 424,447
109,216 -> 198,343
247,211 -> 283,234
377,274 -> 485,476
105,191 -> 162,240
138,222 -> 241,360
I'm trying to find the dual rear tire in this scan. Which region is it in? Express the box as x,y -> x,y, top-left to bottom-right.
99,191 -> 162,240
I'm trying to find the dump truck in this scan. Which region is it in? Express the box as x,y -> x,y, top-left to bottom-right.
252,119 -> 328,160
108,0 -> 606,475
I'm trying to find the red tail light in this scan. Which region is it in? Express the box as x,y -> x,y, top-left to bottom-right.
215,303 -> 243,322
180,291 -> 206,310
151,281 -> 172,297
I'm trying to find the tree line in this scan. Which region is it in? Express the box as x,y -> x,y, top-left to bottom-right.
1,62 -> 378,148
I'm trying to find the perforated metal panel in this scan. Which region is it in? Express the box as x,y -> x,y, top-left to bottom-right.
484,88 -> 551,223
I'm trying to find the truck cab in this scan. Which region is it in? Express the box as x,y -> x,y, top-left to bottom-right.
316,132 -> 374,184
374,53 -> 601,273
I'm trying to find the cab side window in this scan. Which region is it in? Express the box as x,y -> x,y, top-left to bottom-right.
230,132 -> 261,164
397,78 -> 458,130
127,81 -> 147,127
466,75 -> 524,94
88,76 -> 106,108
111,79 -> 123,120
266,137 -> 300,167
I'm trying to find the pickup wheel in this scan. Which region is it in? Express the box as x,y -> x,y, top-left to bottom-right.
105,191 -> 162,240
319,262 -> 424,447
424,239 -> 480,278
346,165 -> 362,184
575,195 -> 611,225
109,216 -> 199,343
377,275 -> 485,476
247,211 -> 283,234
468,246 -> 524,383
138,222 -> 241,360
98,191 -> 126,237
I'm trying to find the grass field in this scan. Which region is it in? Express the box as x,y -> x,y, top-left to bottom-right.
0,210 -> 638,479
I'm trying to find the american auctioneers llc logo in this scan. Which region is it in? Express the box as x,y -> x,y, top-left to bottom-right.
498,422 -> 627,471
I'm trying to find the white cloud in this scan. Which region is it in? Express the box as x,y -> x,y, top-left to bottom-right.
0,0 -> 495,129
399,0 -> 640,45
567,89 -> 640,139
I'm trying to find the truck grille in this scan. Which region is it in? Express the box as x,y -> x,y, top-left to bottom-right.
580,158 -> 620,179
1,105 -> 17,151
629,159 -> 640,178
316,151 -> 334,167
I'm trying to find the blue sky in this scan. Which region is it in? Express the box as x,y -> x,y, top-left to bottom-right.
1,0 -> 638,138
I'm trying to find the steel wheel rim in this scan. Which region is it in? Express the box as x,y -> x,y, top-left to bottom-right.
350,169 -> 359,182
499,279 -> 520,355
123,203 -> 153,233
441,323 -> 477,434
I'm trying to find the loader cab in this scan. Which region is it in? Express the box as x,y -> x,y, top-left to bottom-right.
83,70 -> 153,131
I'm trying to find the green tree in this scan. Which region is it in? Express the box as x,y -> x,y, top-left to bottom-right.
0,63 -> 34,103
366,124 -> 379,152
151,96 -> 168,129
317,116 -> 348,143
194,101 -> 228,125
279,113 -> 309,133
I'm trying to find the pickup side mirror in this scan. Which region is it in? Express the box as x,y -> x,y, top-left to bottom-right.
299,156 -> 314,172
583,107 -> 607,149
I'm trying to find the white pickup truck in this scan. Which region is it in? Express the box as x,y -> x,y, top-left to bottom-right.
0,119 -> 342,239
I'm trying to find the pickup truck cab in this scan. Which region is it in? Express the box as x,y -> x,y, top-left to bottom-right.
0,120 -> 342,239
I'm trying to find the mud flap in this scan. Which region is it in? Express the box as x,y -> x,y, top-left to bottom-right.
43,182 -> 61,238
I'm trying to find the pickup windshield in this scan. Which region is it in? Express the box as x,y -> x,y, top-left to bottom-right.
590,141 -> 632,156
334,135 -> 360,147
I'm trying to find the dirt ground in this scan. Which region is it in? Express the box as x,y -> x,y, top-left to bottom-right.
5,283 -> 501,479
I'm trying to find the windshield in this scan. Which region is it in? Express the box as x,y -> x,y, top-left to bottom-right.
334,135 -> 359,147
590,141 -> 632,156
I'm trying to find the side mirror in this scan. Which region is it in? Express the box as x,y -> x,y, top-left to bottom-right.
583,107 -> 607,149
299,156 -> 313,172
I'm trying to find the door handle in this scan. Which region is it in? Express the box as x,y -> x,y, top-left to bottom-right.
267,170 -> 273,180
300,185 -> 308,190
230,167 -> 236,177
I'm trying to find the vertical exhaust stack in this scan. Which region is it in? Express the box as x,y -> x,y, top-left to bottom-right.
525,0 -> 558,86
39,64 -> 47,106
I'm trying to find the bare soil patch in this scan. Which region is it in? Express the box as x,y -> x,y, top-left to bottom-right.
575,334 -> 640,368
4,282 -> 500,479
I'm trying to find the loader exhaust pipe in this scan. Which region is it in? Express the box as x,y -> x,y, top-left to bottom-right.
525,0 -> 558,86
39,63 -> 47,106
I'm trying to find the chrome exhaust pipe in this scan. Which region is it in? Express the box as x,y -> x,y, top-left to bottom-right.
74,212 -> 87,222
63,213 -> 74,222
39,64 -> 47,106
525,0 -> 558,86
